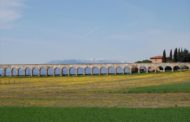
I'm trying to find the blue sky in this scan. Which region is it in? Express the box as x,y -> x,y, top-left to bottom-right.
0,0 -> 190,64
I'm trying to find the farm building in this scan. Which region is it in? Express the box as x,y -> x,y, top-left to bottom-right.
150,56 -> 163,63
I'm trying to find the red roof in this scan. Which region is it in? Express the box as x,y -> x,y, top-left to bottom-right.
150,56 -> 163,59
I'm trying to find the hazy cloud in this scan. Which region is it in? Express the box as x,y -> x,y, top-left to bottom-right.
0,0 -> 25,29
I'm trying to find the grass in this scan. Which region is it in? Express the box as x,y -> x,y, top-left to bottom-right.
0,71 -> 190,108
0,107 -> 190,122
127,82 -> 190,93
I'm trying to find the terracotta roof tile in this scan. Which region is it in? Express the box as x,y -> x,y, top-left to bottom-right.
150,56 -> 163,59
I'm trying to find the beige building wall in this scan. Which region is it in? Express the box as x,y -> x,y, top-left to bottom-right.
151,59 -> 162,63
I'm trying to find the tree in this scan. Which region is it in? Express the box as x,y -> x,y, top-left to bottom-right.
181,48 -> 185,62
174,48 -> 178,62
159,48 -> 190,62
169,49 -> 173,62
177,48 -> 181,62
136,59 -> 152,63
162,50 -> 166,63
184,49 -> 189,62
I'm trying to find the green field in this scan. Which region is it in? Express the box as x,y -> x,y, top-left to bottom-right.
0,71 -> 190,121
0,107 -> 190,122
126,82 -> 190,93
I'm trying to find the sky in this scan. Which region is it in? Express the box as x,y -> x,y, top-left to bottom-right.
0,0 -> 190,64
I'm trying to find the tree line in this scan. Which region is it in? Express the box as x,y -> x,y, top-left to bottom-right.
163,48 -> 190,63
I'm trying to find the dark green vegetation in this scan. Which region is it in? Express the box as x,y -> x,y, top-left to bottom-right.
0,107 -> 190,122
135,59 -> 152,63
127,82 -> 190,93
163,48 -> 190,62
163,49 -> 167,62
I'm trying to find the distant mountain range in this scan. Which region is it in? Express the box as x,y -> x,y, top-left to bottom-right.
47,59 -> 129,64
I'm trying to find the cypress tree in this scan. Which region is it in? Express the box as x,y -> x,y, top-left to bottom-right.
188,51 -> 190,62
163,50 -> 166,63
184,49 -> 188,62
169,49 -> 173,62
181,48 -> 185,62
174,48 -> 178,62
177,48 -> 181,62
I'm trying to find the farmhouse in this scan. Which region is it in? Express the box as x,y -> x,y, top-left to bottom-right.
150,56 -> 163,63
